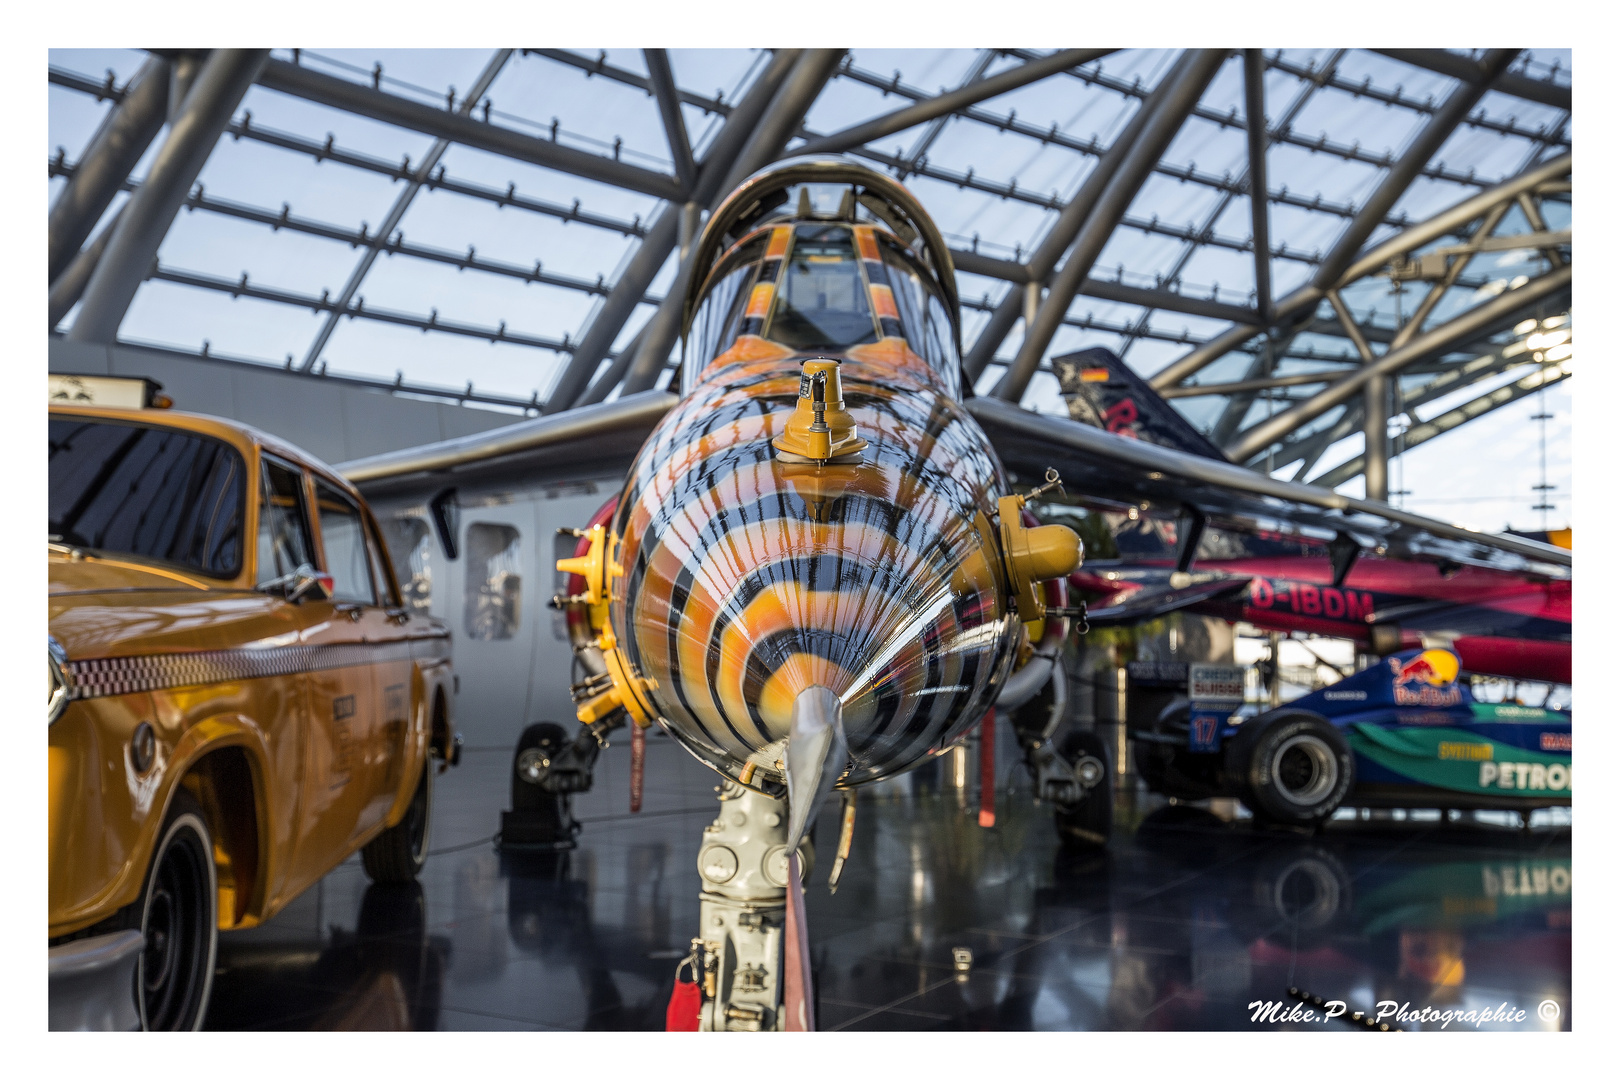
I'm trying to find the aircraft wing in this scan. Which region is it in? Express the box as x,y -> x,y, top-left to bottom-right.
966,396 -> 1572,582
333,384 -> 1568,584
1084,577 -> 1254,627
337,390 -> 677,497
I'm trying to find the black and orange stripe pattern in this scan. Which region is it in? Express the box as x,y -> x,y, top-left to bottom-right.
605,222 -> 1022,791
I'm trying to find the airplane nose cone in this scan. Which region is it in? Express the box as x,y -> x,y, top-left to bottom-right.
610,370 -> 1022,792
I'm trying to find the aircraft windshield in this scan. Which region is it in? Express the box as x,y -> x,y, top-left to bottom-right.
688,234 -> 766,372
878,234 -> 960,395
764,225 -> 878,351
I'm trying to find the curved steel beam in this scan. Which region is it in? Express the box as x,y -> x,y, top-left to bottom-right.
1310,361 -> 1571,489
257,57 -> 682,201
68,49 -> 270,344
1225,265 -> 1571,461
542,49 -> 806,414
794,49 -> 1109,158
1149,150 -> 1571,391
300,49 -> 512,372
48,56 -> 170,285
993,48 -> 1229,402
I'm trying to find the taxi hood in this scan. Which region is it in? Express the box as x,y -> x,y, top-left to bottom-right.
49,548 -> 216,597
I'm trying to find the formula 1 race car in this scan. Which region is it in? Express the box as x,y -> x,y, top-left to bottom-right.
1132,648 -> 1571,827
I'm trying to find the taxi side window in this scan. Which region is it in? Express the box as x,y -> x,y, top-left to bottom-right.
313,479 -> 377,605
364,516 -> 400,608
256,456 -> 315,584
381,516 -> 433,616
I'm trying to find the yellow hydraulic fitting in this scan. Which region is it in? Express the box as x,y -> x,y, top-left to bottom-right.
556,524 -> 621,630
998,493 -> 1081,632
772,358 -> 867,462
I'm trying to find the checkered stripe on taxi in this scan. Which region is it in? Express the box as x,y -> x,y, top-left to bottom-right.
64,641 -> 416,701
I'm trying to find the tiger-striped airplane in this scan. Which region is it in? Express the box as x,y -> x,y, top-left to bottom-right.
338,158 -> 1571,1031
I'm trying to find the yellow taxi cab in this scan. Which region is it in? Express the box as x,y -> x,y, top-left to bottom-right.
48,398 -> 457,1030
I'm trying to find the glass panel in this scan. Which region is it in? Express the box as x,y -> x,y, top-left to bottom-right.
765,225 -> 878,351
688,234 -> 767,385
313,479 -> 376,605
380,516 -> 432,616
49,418 -> 246,577
365,519 -> 398,608
465,522 -> 522,641
879,236 -> 961,397
256,456 -> 315,584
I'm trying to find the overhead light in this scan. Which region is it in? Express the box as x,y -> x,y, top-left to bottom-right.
1545,343 -> 1573,362
1515,318 -> 1539,335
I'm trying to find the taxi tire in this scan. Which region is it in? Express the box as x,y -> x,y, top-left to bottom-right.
363,755 -> 433,884
1230,711 -> 1354,828
136,791 -> 218,1031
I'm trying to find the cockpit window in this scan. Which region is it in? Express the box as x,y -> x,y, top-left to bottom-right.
879,235 -> 961,396
764,225 -> 878,351
689,234 -> 767,374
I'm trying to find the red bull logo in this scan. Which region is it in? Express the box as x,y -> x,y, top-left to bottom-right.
1390,649 -> 1463,706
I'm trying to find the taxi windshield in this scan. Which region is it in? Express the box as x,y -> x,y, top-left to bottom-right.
764,225 -> 878,351
49,417 -> 247,577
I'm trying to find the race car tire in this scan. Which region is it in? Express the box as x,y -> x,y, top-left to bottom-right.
1229,711 -> 1353,827
136,790 -> 218,1031
363,753 -> 434,884
1053,729 -> 1113,850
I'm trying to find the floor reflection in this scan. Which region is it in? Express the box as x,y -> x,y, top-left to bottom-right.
204,741 -> 1571,1031
207,882 -> 448,1031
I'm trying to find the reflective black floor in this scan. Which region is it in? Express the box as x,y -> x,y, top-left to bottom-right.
205,735 -> 1572,1031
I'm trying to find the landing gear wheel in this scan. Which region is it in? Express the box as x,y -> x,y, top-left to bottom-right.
1228,711 -> 1353,828
1053,729 -> 1113,850
363,753 -> 434,883
136,791 -> 217,1031
499,723 -> 583,850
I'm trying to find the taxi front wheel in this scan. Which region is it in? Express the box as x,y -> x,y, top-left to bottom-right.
136,791 -> 218,1031
363,755 -> 434,883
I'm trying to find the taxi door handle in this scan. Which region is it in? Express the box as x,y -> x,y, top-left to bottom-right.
334,602 -> 364,622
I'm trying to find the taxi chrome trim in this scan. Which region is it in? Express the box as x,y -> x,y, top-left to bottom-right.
63,640 -> 420,702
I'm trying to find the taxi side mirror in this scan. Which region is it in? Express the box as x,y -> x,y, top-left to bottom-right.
260,563 -> 333,604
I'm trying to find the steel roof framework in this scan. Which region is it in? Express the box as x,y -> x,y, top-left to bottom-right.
47,46 -> 1571,502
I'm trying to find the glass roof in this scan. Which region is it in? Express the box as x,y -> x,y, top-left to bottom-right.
47,47 -> 1572,529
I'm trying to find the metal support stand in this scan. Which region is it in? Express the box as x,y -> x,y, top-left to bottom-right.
691,783 -> 812,1031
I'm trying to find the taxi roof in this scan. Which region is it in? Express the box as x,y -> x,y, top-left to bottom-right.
48,403 -> 363,501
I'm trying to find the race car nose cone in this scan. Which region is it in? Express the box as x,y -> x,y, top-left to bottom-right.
784,685 -> 848,852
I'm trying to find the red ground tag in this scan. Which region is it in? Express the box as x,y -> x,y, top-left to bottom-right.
978,712 -> 996,828
665,976 -> 701,1031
